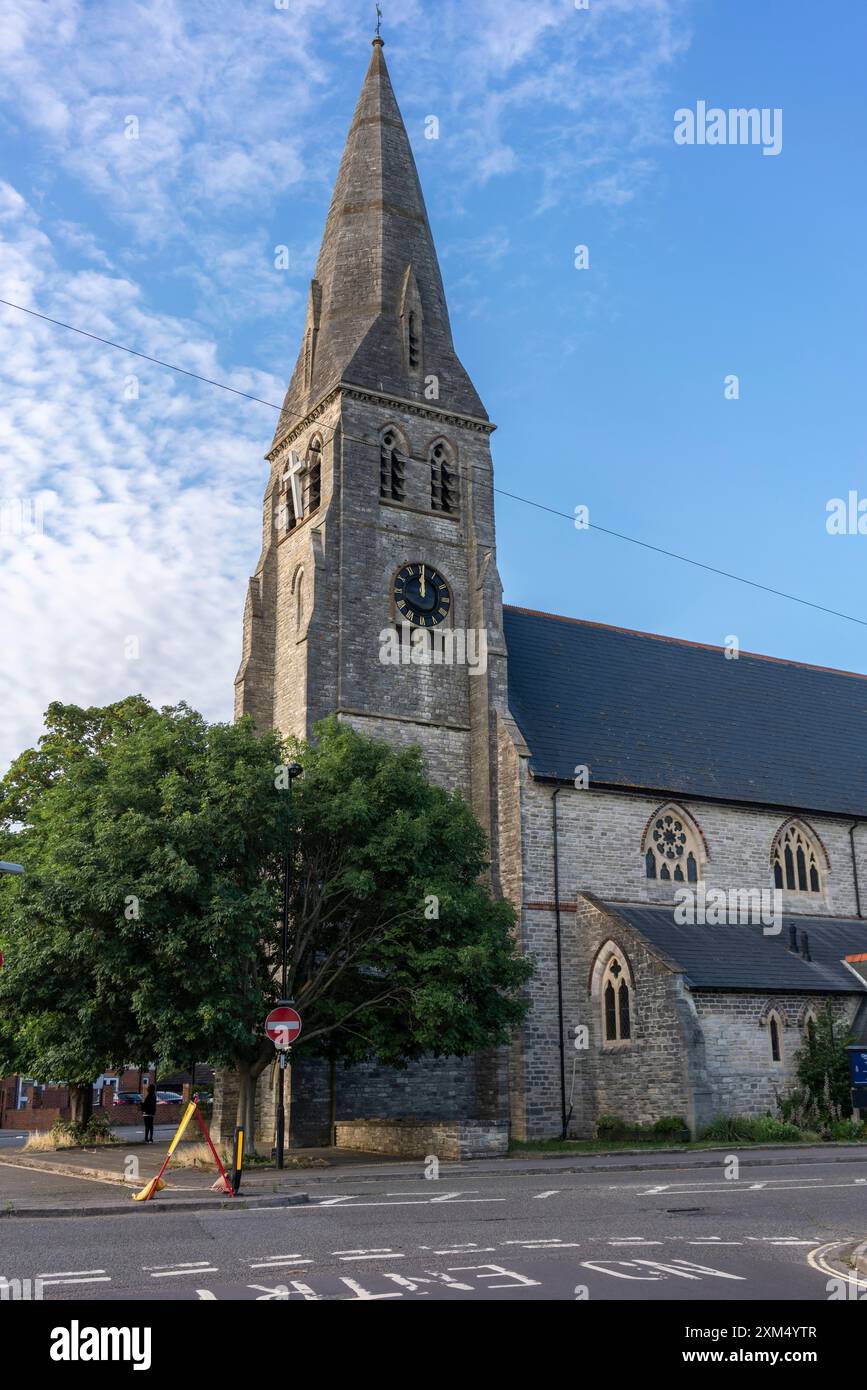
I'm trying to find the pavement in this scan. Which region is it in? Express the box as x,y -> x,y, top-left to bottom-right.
1,1146 -> 866,1302
3,1137 -> 867,1212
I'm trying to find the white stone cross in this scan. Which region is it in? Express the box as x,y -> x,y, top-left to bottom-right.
283,449 -> 307,521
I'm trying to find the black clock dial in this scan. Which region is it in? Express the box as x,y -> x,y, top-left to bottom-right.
393,563 -> 451,627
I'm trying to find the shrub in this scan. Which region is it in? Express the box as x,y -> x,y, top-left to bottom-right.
829,1117 -> 866,1142
652,1115 -> 689,1136
794,1003 -> 853,1126
84,1111 -> 116,1144
750,1115 -> 802,1143
596,1115 -> 639,1141
595,1114 -> 690,1143
699,1114 -> 804,1144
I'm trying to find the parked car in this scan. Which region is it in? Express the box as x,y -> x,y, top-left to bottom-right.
155,1090 -> 184,1105
113,1090 -> 143,1106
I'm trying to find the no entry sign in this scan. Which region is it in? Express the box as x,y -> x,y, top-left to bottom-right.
265,1005 -> 302,1050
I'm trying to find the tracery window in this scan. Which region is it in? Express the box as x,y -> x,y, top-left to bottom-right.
430,440 -> 458,515
644,807 -> 701,882
380,428 -> 406,503
601,954 -> 631,1044
772,822 -> 823,894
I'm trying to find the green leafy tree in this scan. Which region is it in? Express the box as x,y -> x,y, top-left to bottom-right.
0,698 -> 288,1129
1,704 -> 531,1151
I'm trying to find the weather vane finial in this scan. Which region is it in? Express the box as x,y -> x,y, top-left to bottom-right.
375,4 -> 383,38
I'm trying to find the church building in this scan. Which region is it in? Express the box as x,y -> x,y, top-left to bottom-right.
220,36 -> 867,1154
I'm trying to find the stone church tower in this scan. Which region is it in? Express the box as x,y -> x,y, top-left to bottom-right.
235,35 -> 508,870
229,36 -> 514,1145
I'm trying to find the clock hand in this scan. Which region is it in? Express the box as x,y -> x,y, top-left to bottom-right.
420,564 -> 426,598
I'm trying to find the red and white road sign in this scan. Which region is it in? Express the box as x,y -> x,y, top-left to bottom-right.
264,1005 -> 302,1049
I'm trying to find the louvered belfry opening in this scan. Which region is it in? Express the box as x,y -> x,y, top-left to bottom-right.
380,428 -> 406,502
306,438 -> 322,514
430,441 -> 458,514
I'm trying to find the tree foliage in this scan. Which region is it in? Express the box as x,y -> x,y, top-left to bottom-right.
0,703 -> 530,1140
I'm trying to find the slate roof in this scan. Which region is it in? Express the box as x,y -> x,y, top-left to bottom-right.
603,902 -> 867,994
503,605 -> 867,817
274,38 -> 487,444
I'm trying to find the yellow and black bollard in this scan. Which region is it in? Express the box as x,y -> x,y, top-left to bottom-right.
232,1125 -> 244,1195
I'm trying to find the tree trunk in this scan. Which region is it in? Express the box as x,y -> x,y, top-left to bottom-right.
69,1082 -> 93,1129
233,1046 -> 273,1156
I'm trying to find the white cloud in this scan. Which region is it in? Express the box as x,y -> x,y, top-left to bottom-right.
0,182 -> 280,772
0,0 -> 697,770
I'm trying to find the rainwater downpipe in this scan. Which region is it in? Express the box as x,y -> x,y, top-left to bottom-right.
849,821 -> 863,918
552,786 -> 568,1139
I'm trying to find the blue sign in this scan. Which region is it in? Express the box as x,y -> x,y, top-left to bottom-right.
849,1049 -> 867,1086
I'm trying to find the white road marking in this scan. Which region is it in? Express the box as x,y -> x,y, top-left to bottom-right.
40,1276 -> 112,1286
746,1237 -> 819,1246
144,1260 -> 215,1270
151,1267 -> 220,1278
533,1190 -> 560,1199
249,1258 -> 314,1269
607,1239 -> 664,1246
338,1252 -> 405,1261
640,1178 -> 863,1196
429,1247 -> 497,1255
38,1268 -> 107,1279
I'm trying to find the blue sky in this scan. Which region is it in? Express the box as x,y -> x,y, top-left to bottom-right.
1,0 -> 865,770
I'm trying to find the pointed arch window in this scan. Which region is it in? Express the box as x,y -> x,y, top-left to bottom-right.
802,1008 -> 818,1050
279,479 -> 297,533
408,311 -> 420,369
306,437 -> 322,515
601,954 -> 632,1044
380,428 -> 406,503
400,265 -> 423,377
772,822 -> 823,895
643,806 -> 702,883
293,568 -> 305,631
430,440 -> 458,515
768,1011 -> 783,1063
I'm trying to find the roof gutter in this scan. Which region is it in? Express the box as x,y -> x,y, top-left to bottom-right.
529,772 -> 867,826
551,787 -> 568,1139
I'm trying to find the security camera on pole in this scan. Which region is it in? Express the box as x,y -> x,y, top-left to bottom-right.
272,761 -> 303,1168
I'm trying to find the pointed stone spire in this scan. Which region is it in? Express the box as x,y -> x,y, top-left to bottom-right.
274,37 -> 487,443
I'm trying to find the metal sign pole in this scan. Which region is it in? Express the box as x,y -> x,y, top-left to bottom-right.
276,1048 -> 287,1169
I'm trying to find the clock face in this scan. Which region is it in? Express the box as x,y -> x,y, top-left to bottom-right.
393,563 -> 451,627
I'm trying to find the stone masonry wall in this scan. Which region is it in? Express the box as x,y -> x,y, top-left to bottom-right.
693,991 -> 862,1120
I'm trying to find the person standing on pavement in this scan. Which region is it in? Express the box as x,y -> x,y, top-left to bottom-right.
141,1083 -> 157,1143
